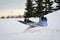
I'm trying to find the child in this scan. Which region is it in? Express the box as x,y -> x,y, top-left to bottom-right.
37,16 -> 47,26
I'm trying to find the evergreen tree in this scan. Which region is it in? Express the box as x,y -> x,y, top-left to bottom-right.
24,0 -> 53,18
23,0 -> 34,22
24,0 -> 34,18
35,0 -> 44,16
34,0 -> 53,16
43,0 -> 53,15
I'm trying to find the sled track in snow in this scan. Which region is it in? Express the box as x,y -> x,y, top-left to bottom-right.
24,29 -> 60,33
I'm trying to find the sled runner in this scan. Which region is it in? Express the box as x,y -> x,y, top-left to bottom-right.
18,20 -> 47,27
18,20 -> 35,24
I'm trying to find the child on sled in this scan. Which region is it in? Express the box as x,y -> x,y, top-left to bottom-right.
37,15 -> 48,26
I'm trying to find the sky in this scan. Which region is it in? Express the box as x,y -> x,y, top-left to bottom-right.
0,0 -> 26,17
0,0 -> 26,10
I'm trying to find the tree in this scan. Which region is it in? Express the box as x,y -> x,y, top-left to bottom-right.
6,16 -> 11,18
23,0 -> 34,22
43,0 -> 53,15
34,0 -> 53,16
35,0 -> 44,16
1,16 -> 5,19
24,0 -> 34,18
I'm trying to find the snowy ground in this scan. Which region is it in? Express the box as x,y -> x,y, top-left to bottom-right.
0,10 -> 60,40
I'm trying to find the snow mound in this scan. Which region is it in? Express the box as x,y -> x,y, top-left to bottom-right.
0,10 -> 60,40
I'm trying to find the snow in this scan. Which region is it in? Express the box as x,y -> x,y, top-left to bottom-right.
51,2 -> 58,9
0,10 -> 60,40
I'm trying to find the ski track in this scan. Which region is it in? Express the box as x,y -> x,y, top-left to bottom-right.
23,27 -> 60,33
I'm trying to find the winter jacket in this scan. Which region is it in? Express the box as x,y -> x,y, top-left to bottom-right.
37,17 -> 47,26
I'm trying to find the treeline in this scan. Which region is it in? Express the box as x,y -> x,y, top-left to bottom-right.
24,0 -> 60,18
0,15 -> 23,19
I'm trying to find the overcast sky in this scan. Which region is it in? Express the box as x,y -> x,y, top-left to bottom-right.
0,0 -> 26,10
0,0 -> 26,17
